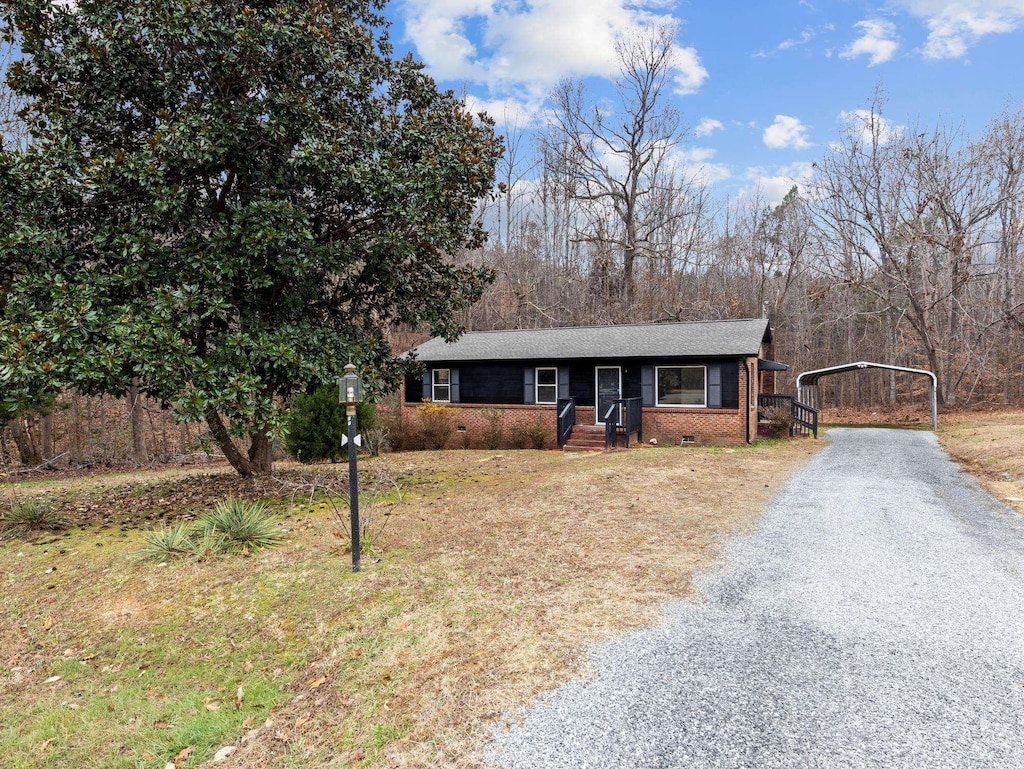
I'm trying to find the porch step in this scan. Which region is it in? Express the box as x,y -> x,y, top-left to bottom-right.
562,425 -> 607,452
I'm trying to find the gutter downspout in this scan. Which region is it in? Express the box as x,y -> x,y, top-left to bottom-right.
745,359 -> 753,445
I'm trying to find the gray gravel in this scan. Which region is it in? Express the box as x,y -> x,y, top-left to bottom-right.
488,428 -> 1024,768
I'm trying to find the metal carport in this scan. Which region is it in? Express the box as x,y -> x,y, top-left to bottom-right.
796,361 -> 938,430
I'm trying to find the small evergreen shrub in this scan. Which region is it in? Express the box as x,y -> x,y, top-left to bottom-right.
137,499 -> 284,562
195,499 -> 284,555
417,403 -> 456,449
138,521 -> 196,562
286,386 -> 380,462
0,499 -> 69,536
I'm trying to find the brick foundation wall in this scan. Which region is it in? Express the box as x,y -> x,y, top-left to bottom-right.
642,407 -> 745,446
399,401 -> 559,449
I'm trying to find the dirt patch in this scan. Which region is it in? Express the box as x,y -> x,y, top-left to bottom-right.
820,404 -> 933,427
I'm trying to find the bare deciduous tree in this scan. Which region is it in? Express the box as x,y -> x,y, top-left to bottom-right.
546,23 -> 695,309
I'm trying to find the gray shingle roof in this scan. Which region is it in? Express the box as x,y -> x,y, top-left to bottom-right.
411,319 -> 771,362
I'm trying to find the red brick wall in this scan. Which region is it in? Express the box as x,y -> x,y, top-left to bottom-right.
643,357 -> 757,445
398,401 -> 558,449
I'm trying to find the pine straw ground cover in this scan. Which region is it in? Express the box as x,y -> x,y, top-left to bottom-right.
937,409 -> 1024,516
1,440 -> 819,769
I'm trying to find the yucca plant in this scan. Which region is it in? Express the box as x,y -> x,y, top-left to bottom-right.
0,499 -> 69,535
137,521 -> 196,562
194,499 -> 284,555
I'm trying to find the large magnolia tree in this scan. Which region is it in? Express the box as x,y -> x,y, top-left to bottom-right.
0,0 -> 501,475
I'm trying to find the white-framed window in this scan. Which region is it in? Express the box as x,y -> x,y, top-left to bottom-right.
432,368 -> 451,402
536,367 -> 558,404
656,366 -> 706,407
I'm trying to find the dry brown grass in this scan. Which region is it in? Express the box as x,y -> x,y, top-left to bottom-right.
938,410 -> 1024,516
0,440 -> 820,768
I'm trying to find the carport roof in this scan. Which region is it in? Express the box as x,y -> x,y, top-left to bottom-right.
796,361 -> 937,386
410,318 -> 772,363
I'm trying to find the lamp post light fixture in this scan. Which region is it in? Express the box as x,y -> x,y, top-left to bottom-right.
339,363 -> 363,572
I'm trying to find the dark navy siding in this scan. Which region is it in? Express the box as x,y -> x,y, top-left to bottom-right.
405,357 -> 748,408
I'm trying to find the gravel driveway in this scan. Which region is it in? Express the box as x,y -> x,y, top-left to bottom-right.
489,428 -> 1024,768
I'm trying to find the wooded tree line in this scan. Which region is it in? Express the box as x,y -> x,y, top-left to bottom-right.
3,19 -> 1023,472
461,30 -> 1024,412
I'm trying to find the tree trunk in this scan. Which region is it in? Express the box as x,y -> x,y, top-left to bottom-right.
247,431 -> 273,476
40,412 -> 54,460
204,409 -> 273,477
10,415 -> 42,466
70,394 -> 84,464
129,382 -> 147,464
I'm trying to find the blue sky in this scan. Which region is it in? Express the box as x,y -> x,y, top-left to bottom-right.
385,0 -> 1024,201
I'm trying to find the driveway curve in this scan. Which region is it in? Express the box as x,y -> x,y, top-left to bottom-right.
489,428 -> 1024,768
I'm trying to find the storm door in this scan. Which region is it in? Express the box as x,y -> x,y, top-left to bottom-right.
595,366 -> 622,424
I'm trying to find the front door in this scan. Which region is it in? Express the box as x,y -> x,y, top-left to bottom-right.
595,366 -> 621,424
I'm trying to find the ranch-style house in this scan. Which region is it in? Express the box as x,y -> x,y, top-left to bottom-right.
399,318 -> 798,449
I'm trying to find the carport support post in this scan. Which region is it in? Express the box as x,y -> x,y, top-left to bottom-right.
931,384 -> 938,431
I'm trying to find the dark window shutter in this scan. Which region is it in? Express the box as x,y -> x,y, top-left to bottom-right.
558,367 -> 569,400
422,372 -> 431,401
450,368 -> 460,403
641,365 -> 654,406
523,367 -> 535,404
707,365 -> 722,409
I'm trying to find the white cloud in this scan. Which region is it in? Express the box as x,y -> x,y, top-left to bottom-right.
404,1 -> 494,81
694,117 -> 724,137
763,115 -> 814,150
401,0 -> 707,96
669,45 -> 708,96
672,147 -> 731,187
742,162 -> 816,204
464,94 -> 544,127
840,19 -> 899,65
896,0 -> 1024,59
778,27 -> 815,50
838,109 -> 905,145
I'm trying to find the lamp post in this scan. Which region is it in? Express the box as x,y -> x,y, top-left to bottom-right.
339,363 -> 363,572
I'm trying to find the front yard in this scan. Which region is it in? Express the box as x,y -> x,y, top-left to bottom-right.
938,410 -> 1024,516
1,440 -> 818,768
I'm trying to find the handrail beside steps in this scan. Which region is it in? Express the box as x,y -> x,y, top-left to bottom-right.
557,397 -> 576,449
605,397 -> 643,449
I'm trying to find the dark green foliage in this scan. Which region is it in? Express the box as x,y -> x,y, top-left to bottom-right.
0,0 -> 501,473
285,387 -> 378,463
